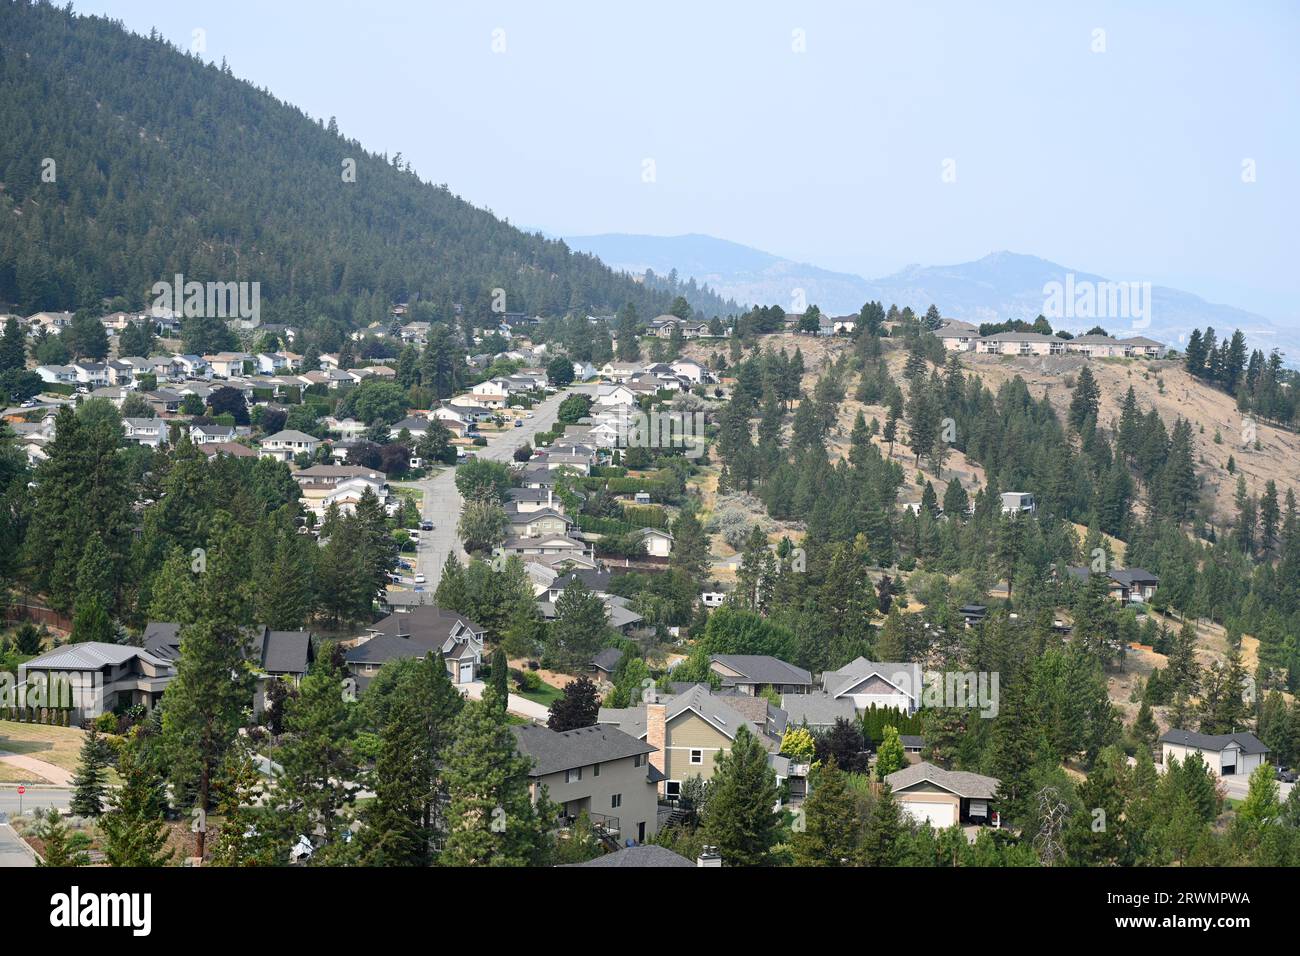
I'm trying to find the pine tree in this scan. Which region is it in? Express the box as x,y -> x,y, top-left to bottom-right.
1064,747 -> 1129,865
791,760 -> 862,866
102,735 -> 174,867
274,645 -> 359,863
700,724 -> 780,866
70,725 -> 111,817
859,783 -> 906,866
441,687 -> 550,866
35,808 -> 90,866
490,646 -> 509,712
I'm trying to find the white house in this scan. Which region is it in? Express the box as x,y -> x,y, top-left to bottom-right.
206,352 -> 254,378
1159,730 -> 1269,778
470,378 -> 510,407
123,417 -> 167,448
635,527 -> 674,557
822,658 -> 922,715
1000,492 -> 1036,515
260,429 -> 320,462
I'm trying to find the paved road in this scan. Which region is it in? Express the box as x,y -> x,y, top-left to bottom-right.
0,786 -> 73,816
1220,771 -> 1294,803
399,384 -> 596,589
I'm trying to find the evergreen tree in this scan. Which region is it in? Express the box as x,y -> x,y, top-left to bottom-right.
102,735 -> 174,867
441,687 -> 550,866
35,808 -> 90,866
547,675 -> 600,731
859,783 -> 906,866
70,724 -> 111,817
791,760 -> 862,866
700,724 -> 780,866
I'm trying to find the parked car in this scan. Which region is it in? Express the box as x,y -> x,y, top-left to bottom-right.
1276,767 -> 1297,783
514,418 -> 523,427
414,573 -> 426,584
419,520 -> 434,531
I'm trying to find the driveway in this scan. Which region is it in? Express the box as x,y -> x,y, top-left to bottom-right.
460,680 -> 550,723
1219,770 -> 1294,803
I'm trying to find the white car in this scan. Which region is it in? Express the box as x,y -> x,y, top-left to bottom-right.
414,573 -> 426,584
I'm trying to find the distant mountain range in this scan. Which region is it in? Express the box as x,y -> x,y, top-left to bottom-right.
565,233 -> 1297,359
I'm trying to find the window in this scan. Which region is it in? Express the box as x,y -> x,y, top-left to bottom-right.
611,794 -> 622,809
593,763 -> 600,777
564,766 -> 582,783
633,753 -> 644,768
690,749 -> 703,765
665,781 -> 681,797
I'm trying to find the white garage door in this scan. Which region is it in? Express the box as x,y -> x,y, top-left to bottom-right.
904,802 -> 956,828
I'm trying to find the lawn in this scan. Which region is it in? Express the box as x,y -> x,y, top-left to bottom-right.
516,681 -> 564,709
0,762 -> 50,784
0,720 -> 88,772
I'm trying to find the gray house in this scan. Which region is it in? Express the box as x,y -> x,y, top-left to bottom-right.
512,723 -> 664,845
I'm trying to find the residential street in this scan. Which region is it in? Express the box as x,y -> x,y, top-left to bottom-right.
398,383 -> 597,591
0,786 -> 72,817
0,821 -> 37,867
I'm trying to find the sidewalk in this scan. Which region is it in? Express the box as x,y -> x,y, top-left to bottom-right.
0,750 -> 73,787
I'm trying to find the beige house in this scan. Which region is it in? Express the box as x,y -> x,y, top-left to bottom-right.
17,643 -> 175,720
934,320 -> 980,352
885,761 -> 999,829
974,332 -> 1064,356
1159,730 -> 1269,778
598,684 -> 789,800
259,429 -> 320,462
512,724 -> 662,845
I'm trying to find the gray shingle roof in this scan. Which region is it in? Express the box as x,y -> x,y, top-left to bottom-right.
781,693 -> 855,727
823,657 -> 923,700
1159,729 -> 1269,755
591,648 -> 625,673
561,845 -> 694,868
710,654 -> 812,686
511,724 -> 654,777
885,761 -> 1000,799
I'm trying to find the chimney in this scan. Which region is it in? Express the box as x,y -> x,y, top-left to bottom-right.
696,846 -> 722,868
546,487 -> 553,509
646,700 -> 667,778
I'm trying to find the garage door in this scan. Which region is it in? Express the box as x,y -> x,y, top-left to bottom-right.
459,663 -> 474,683
904,801 -> 956,828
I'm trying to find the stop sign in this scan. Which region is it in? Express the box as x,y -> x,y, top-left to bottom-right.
15,786 -> 24,795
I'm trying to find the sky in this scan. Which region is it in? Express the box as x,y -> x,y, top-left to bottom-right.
76,1 -> 1299,324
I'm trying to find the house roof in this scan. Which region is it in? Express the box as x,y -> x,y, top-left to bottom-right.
262,429 -> 318,444
710,654 -> 811,686
511,723 -> 655,777
591,648 -> 625,673
900,735 -> 926,749
561,845 -> 694,868
885,761 -> 1000,799
22,642 -> 171,671
780,693 -> 855,726
364,605 -> 482,643
259,631 -> 313,675
1159,729 -> 1269,755
823,658 -> 923,701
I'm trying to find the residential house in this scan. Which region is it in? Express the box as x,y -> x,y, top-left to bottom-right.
512,724 -> 662,844
818,315 -> 857,336
1062,566 -> 1160,603
260,429 -> 320,462
1159,729 -> 1269,777
885,762 -> 1000,828
205,352 -> 254,378
821,657 -> 923,714
933,320 -> 980,352
122,417 -> 167,448
599,683 -> 789,800
780,693 -> 855,731
1000,491 -> 1036,515
589,648 -> 625,683
18,643 -> 175,720
634,527 -> 674,558
560,845 -> 695,868
974,332 -> 1064,356
344,605 -> 486,689
189,423 -> 238,445
707,655 -> 814,696
35,365 -> 77,385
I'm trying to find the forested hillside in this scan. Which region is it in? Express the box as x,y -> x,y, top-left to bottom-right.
0,1 -> 732,330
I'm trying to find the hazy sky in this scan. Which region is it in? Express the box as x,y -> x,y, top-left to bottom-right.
77,1 -> 1298,323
